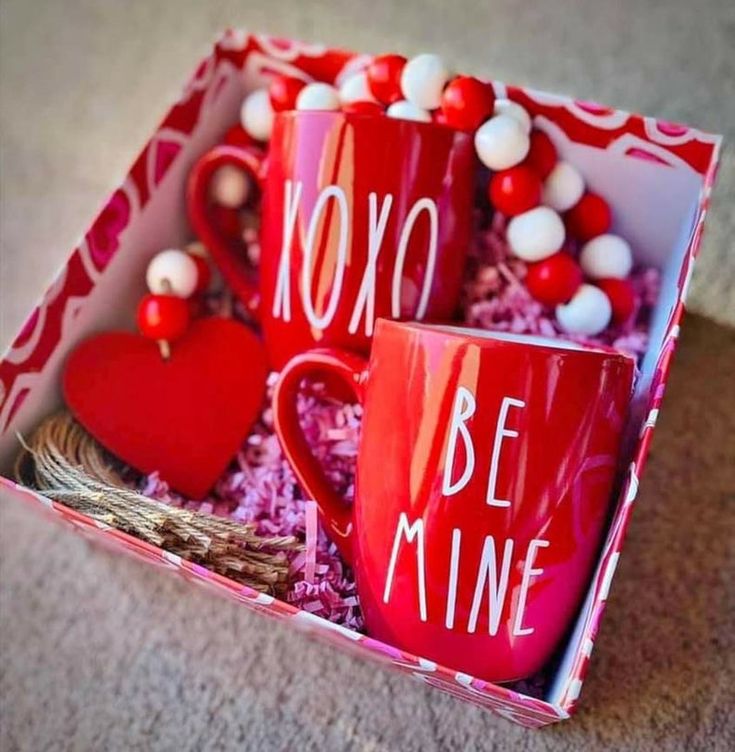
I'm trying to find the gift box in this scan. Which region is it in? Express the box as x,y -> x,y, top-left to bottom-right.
0,30 -> 722,728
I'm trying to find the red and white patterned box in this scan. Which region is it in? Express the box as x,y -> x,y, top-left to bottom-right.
0,31 -> 722,728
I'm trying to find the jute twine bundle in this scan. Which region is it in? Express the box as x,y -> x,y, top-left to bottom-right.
15,412 -> 301,594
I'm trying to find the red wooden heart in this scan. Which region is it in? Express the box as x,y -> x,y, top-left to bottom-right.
63,317 -> 267,499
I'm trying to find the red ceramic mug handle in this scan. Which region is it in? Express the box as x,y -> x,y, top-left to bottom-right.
186,145 -> 266,317
273,349 -> 369,565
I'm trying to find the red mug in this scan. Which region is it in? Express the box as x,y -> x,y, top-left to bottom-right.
273,320 -> 635,682
187,112 -> 475,368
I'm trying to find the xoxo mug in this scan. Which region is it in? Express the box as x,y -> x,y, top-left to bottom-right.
273,320 -> 635,682
188,111 -> 475,368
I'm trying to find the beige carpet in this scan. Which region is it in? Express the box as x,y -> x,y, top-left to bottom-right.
1,1 -> 734,750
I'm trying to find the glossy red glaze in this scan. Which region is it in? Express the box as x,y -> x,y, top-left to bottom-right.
269,75 -> 306,112
259,112 -> 474,367
136,294 -> 191,341
524,129 -> 558,179
190,112 -> 475,368
488,165 -> 542,217
596,278 -> 636,323
525,252 -> 583,305
366,54 -> 407,105
274,320 -> 634,682
565,192 -> 612,242
440,76 -> 495,132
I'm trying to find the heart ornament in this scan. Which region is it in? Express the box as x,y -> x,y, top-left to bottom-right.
63,317 -> 267,498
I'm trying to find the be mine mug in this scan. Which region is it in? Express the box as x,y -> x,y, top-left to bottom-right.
273,320 -> 635,682
188,111 -> 475,368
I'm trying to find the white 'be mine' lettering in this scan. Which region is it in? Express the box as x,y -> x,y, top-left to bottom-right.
273,180 -> 439,336
383,384 -> 550,636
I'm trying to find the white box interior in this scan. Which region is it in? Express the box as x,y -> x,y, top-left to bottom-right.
0,61 -> 707,708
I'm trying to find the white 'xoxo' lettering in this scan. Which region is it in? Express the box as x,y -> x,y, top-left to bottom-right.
273,180 -> 439,333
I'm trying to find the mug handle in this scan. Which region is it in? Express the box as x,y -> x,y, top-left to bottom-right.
272,349 -> 369,565
186,144 -> 266,318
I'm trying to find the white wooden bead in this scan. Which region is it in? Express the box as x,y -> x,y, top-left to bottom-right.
211,165 -> 251,208
146,249 -> 199,298
580,234 -> 633,279
493,99 -> 532,133
339,72 -> 376,103
507,206 -> 565,261
400,53 -> 450,109
240,89 -> 274,142
474,115 -> 530,170
296,82 -> 341,111
556,284 -> 612,336
386,100 -> 432,122
542,161 -> 585,212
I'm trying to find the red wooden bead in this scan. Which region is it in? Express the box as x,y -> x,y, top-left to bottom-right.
269,75 -> 305,112
524,129 -> 557,179
488,165 -> 543,216
440,76 -> 494,132
137,294 -> 191,342
223,124 -> 255,149
525,253 -> 583,306
596,278 -> 636,323
366,54 -> 407,105
342,100 -> 384,116
565,192 -> 612,242
190,254 -> 212,294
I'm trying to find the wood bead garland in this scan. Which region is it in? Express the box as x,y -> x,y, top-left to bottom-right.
296,82 -> 341,111
507,206 -> 566,261
269,75 -> 305,112
525,253 -> 583,306
140,247 -> 212,356
580,234 -> 633,279
400,53 -> 451,109
525,130 -> 558,179
339,71 -> 376,104
440,76 -> 494,132
229,51 -> 641,340
464,92 -> 636,335
366,54 -> 406,105
137,294 -> 191,343
489,166 -> 542,217
494,98 -> 532,133
210,164 -> 251,209
223,124 -> 255,150
596,278 -> 636,323
240,89 -> 274,142
556,284 -> 613,336
565,192 -> 611,241
542,161 -> 585,212
386,100 -> 432,122
146,249 -> 199,297
475,115 -> 530,171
